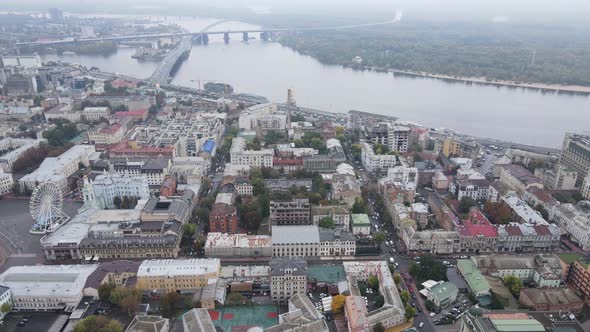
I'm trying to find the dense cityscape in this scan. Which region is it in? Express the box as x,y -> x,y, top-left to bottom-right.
0,3 -> 590,332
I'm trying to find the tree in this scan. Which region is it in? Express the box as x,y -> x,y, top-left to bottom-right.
161,291 -> 181,318
119,294 -> 139,317
458,196 -> 477,214
1,303 -> 11,314
374,294 -> 385,308
352,198 -> 368,214
404,305 -> 416,320
368,275 -> 380,290
372,231 -> 386,244
183,223 -> 196,238
393,272 -> 402,285
319,217 -> 335,229
74,315 -> 123,332
226,292 -> 246,306
98,283 -> 115,301
373,322 -> 385,332
121,195 -> 130,209
109,287 -> 139,305
534,204 -> 549,220
113,196 -> 122,209
424,300 -> 435,311
400,290 -> 410,306
483,202 -> 513,224
331,294 -> 346,313
335,126 -> 345,135
503,275 -> 523,297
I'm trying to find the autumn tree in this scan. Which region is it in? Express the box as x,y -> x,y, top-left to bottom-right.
74,315 -> 122,332
119,295 -> 139,317
161,291 -> 181,318
1,303 -> 11,314
400,290 -> 410,306
372,231 -> 386,244
226,292 -> 246,306
98,283 -> 115,301
331,294 -> 346,313
483,202 -> 513,224
393,272 -> 402,285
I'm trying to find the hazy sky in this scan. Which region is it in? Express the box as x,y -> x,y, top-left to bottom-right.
2,0 -> 590,24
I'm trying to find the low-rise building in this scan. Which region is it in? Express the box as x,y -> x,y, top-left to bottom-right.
234,177 -> 253,197
126,315 -> 170,332
519,287 -> 584,313
0,138 -> 46,172
318,229 -> 356,257
499,164 -> 543,195
266,292 -> 328,332
182,308 -> 215,331
230,137 -> 273,167
496,223 -> 560,253
552,202 -> 590,251
410,202 -> 429,227
82,173 -> 150,210
351,214 -> 371,236
87,123 -> 127,145
136,258 -> 220,293
0,172 -> 13,195
564,258 -> 590,306
456,259 -> 491,300
270,257 -> 307,304
458,210 -> 498,253
332,174 -> 362,207
474,254 -> 563,288
0,264 -> 98,311
264,178 -> 312,193
270,199 -> 311,225
402,227 -> 461,254
360,142 -> 397,173
420,281 -> 458,308
204,232 -> 272,257
271,225 -> 355,258
209,203 -> 238,234
501,194 -> 548,225
311,205 -> 351,230
451,178 -> 490,201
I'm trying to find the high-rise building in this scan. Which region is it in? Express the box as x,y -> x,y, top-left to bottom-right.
559,133 -> 590,187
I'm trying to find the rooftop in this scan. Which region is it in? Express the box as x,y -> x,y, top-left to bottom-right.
137,258 -> 220,278
205,233 -> 271,248
270,257 -> 307,276
0,264 -> 98,298
457,259 -> 491,295
351,214 -> 371,226
272,225 -> 320,244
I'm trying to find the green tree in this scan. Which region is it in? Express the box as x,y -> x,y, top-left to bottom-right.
400,290 -> 410,306
113,196 -> 122,209
374,294 -> 385,308
183,223 -> 196,238
1,303 -> 11,314
319,217 -> 335,229
109,287 -> 139,305
458,196 -> 477,213
534,204 -> 549,220
404,305 -> 416,320
98,283 -> 115,301
503,275 -> 523,297
373,322 -> 385,332
352,198 -> 367,214
368,275 -> 380,290
119,294 -> 139,317
161,291 -> 181,318
483,202 -> 513,224
226,292 -> 246,306
393,272 -> 402,285
424,300 -> 435,311
74,315 -> 123,332
372,231 -> 386,244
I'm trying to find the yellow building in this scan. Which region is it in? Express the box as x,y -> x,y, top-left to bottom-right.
136,259 -> 220,293
442,138 -> 461,158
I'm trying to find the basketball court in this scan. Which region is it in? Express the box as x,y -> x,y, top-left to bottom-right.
208,305 -> 279,331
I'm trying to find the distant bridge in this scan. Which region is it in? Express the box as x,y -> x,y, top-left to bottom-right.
14,17 -> 402,47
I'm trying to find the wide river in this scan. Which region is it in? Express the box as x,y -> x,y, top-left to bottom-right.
40,17 -> 590,148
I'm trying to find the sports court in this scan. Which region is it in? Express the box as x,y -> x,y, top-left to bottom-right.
208,305 -> 279,331
307,264 -> 346,283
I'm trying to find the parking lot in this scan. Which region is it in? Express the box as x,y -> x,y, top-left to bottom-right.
1,312 -> 68,332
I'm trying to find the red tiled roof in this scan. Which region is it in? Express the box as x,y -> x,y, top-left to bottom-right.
114,109 -> 147,117
99,123 -> 122,135
459,222 -> 498,238
532,224 -> 552,236
468,210 -> 492,225
526,187 -> 558,206
504,225 -> 523,236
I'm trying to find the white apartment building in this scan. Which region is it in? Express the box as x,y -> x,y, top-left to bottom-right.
552,202 -> 590,251
0,287 -> 11,319
19,145 -> 96,191
82,173 -> 150,209
204,232 -> 272,257
360,142 -> 397,173
44,106 -> 109,123
230,137 -> 273,168
581,172 -> 590,200
1,55 -> 41,68
0,171 -> 14,195
385,166 -> 418,190
238,103 -> 288,132
311,205 -> 351,230
0,138 -> 46,171
270,257 -> 307,304
0,264 -> 98,311
271,225 -> 355,258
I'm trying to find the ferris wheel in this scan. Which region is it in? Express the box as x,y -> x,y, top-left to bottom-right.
29,182 -> 69,233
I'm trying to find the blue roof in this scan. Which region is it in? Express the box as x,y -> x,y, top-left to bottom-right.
202,140 -> 215,153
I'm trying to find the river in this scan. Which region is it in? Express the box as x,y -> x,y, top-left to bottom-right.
40,16 -> 590,148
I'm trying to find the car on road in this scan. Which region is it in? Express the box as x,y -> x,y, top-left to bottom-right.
430,312 -> 436,317
389,257 -> 395,264
419,322 -> 424,328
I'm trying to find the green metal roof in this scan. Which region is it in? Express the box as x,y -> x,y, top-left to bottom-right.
351,214 -> 371,226
429,281 -> 458,301
457,259 -> 491,295
490,319 -> 545,332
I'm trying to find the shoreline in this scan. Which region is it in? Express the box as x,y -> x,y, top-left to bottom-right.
343,65 -> 590,96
